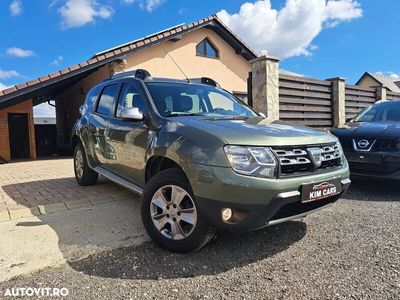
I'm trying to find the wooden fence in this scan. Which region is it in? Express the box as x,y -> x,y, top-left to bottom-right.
277,74 -> 400,128
387,91 -> 400,100
344,85 -> 376,120
279,74 -> 333,129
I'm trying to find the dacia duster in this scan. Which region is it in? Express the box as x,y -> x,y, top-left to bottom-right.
72,70 -> 351,252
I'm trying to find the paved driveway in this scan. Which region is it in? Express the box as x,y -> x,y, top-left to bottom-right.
0,159 -> 135,222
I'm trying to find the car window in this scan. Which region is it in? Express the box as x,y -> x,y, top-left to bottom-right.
354,102 -> 400,122
145,82 -> 257,118
116,83 -> 144,117
96,84 -> 118,116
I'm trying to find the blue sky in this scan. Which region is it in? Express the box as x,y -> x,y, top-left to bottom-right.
1,0 -> 399,112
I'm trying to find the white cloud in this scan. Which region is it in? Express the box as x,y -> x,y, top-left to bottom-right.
0,69 -> 20,80
143,0 -> 164,12
124,0 -> 165,12
52,55 -> 64,66
0,83 -> 11,91
6,47 -> 35,58
376,71 -> 400,80
217,0 -> 362,59
389,73 -> 400,80
10,0 -> 23,16
59,0 -> 114,29
33,103 -> 56,118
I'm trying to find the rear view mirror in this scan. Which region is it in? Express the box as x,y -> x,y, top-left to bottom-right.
120,107 -> 143,120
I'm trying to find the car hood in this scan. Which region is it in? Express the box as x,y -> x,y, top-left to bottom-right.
172,116 -> 336,146
332,121 -> 400,138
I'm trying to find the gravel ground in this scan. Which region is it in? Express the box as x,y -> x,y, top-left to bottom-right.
1,179 -> 399,299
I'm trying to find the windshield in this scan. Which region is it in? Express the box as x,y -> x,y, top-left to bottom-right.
145,82 -> 258,118
353,102 -> 400,122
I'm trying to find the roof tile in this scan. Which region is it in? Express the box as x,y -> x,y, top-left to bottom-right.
26,79 -> 40,86
121,46 -> 130,53
39,75 -> 50,82
87,58 -> 98,65
105,52 -> 114,58
69,64 -> 80,71
96,55 -> 106,61
49,71 -> 61,79
16,83 -> 28,90
80,61 -> 89,67
3,86 -> 17,94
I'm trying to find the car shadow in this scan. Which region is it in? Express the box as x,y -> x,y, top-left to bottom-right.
2,174 -> 307,281
344,177 -> 399,202
69,221 -> 307,280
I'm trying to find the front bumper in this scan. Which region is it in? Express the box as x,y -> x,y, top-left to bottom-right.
346,151 -> 400,180
188,162 -> 350,231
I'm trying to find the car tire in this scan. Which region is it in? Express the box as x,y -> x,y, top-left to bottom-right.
74,143 -> 98,186
141,168 -> 216,253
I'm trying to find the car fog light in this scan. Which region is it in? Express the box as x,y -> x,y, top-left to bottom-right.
221,208 -> 233,222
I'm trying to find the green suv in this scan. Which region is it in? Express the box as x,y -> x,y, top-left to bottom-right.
72,70 -> 350,252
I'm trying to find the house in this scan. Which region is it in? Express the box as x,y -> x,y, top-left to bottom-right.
356,72 -> 400,93
0,15 -> 257,162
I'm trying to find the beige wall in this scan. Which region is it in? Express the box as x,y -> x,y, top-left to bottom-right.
0,99 -> 36,161
357,75 -> 380,89
55,27 -> 251,146
124,27 -> 250,92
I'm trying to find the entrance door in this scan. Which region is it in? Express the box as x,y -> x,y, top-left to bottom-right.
8,113 -> 30,159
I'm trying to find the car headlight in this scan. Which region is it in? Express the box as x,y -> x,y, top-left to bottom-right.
224,145 -> 277,178
336,140 -> 346,162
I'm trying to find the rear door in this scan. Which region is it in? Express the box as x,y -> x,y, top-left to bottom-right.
89,83 -> 120,168
107,80 -> 150,186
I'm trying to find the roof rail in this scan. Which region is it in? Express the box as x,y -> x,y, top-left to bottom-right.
105,69 -> 151,81
189,77 -> 220,87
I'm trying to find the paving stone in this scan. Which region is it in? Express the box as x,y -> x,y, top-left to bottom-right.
64,199 -> 93,210
0,211 -> 10,223
8,207 -> 41,220
39,203 -> 68,214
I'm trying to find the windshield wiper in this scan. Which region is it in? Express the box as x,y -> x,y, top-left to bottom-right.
165,112 -> 206,117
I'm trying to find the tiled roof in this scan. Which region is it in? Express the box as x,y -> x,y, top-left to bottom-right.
0,15 -> 257,102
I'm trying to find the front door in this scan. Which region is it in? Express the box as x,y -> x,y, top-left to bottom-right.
107,81 -> 150,187
8,113 -> 30,159
89,83 -> 120,168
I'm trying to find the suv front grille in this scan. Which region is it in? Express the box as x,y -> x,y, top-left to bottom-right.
271,143 -> 342,177
339,137 -> 398,152
375,138 -> 397,151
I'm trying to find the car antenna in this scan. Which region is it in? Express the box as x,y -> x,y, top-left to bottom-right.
161,45 -> 190,82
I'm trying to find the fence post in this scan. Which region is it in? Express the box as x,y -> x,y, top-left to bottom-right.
376,86 -> 387,100
250,55 -> 280,121
327,77 -> 346,127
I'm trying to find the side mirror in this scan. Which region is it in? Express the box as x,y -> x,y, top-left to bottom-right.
120,107 -> 143,120
259,112 -> 266,118
79,105 -> 85,115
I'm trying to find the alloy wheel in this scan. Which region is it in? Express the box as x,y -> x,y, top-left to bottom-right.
150,185 -> 197,240
74,148 -> 84,179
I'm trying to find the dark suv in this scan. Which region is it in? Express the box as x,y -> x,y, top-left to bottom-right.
72,70 -> 350,252
332,100 -> 400,180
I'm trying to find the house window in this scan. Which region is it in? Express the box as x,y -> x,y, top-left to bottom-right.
196,38 -> 219,58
